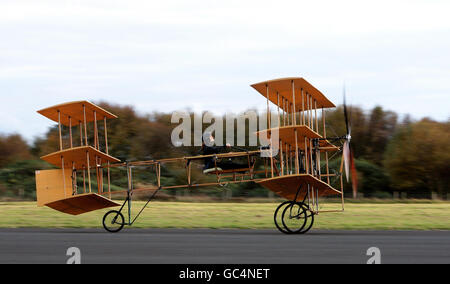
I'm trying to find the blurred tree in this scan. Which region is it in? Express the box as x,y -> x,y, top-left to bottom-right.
385,119 -> 450,198
32,128 -> 60,157
320,105 -> 368,159
321,106 -> 347,139
322,105 -> 397,165
365,106 -> 397,165
327,157 -> 390,198
0,160 -> 51,199
98,103 -> 185,161
0,134 -> 32,168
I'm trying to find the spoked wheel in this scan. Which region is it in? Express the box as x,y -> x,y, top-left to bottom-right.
281,202 -> 308,234
274,201 -> 292,234
297,203 -> 315,234
103,210 -> 125,233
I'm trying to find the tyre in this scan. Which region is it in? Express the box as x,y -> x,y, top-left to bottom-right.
281,202 -> 308,234
297,203 -> 315,234
103,210 -> 125,233
274,201 -> 293,234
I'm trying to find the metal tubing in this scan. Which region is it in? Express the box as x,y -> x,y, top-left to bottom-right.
306,93 -> 310,127
277,92 -> 280,127
280,140 -> 284,175
304,136 -> 309,174
58,111 -> 63,151
86,151 -> 92,193
294,129 -> 299,174
266,84 -> 270,129
83,105 -> 88,146
104,117 -> 111,198
292,80 -> 296,125
94,111 -> 98,150
79,121 -> 83,146
315,100 -> 318,132
61,156 -> 66,197
69,116 -> 73,148
301,88 -> 305,125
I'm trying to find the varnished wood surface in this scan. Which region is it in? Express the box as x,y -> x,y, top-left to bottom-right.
257,174 -> 341,201
37,101 -> 117,126
45,193 -> 120,215
40,146 -> 121,170
256,125 -> 339,152
251,77 -> 335,110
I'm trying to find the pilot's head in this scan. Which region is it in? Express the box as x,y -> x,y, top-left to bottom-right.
202,131 -> 215,147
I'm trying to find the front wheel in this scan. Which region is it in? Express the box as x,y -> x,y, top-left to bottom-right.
103,210 -> 125,233
297,204 -> 315,234
281,202 -> 308,234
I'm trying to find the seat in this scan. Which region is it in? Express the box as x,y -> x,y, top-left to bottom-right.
203,167 -> 223,174
204,167 -> 251,175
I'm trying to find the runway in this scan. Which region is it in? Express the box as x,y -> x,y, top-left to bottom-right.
0,229 -> 448,264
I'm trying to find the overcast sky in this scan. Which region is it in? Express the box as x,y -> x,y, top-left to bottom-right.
1,0 -> 449,141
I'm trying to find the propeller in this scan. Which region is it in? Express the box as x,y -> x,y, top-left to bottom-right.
342,85 -> 358,198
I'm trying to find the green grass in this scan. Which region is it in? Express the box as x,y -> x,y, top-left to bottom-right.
1,201 -> 449,230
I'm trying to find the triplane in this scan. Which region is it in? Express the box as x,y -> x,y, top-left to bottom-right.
35,77 -> 356,234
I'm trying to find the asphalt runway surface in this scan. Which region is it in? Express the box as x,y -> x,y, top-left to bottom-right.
0,228 -> 448,264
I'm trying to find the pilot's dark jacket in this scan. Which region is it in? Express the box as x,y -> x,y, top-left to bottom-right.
201,145 -> 228,170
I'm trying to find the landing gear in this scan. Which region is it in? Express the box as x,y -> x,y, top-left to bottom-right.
300,204 -> 315,234
103,210 -> 125,233
281,202 -> 308,233
273,201 -> 292,234
274,201 -> 315,234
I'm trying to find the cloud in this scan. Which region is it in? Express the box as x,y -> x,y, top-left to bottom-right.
0,0 -> 449,141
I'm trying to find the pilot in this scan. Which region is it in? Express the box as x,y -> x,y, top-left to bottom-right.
201,132 -> 246,174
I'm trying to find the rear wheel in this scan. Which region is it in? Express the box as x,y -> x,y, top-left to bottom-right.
274,201 -> 292,234
281,202 -> 308,234
103,210 -> 125,233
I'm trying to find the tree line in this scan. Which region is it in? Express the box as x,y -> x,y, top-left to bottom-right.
0,101 -> 448,200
